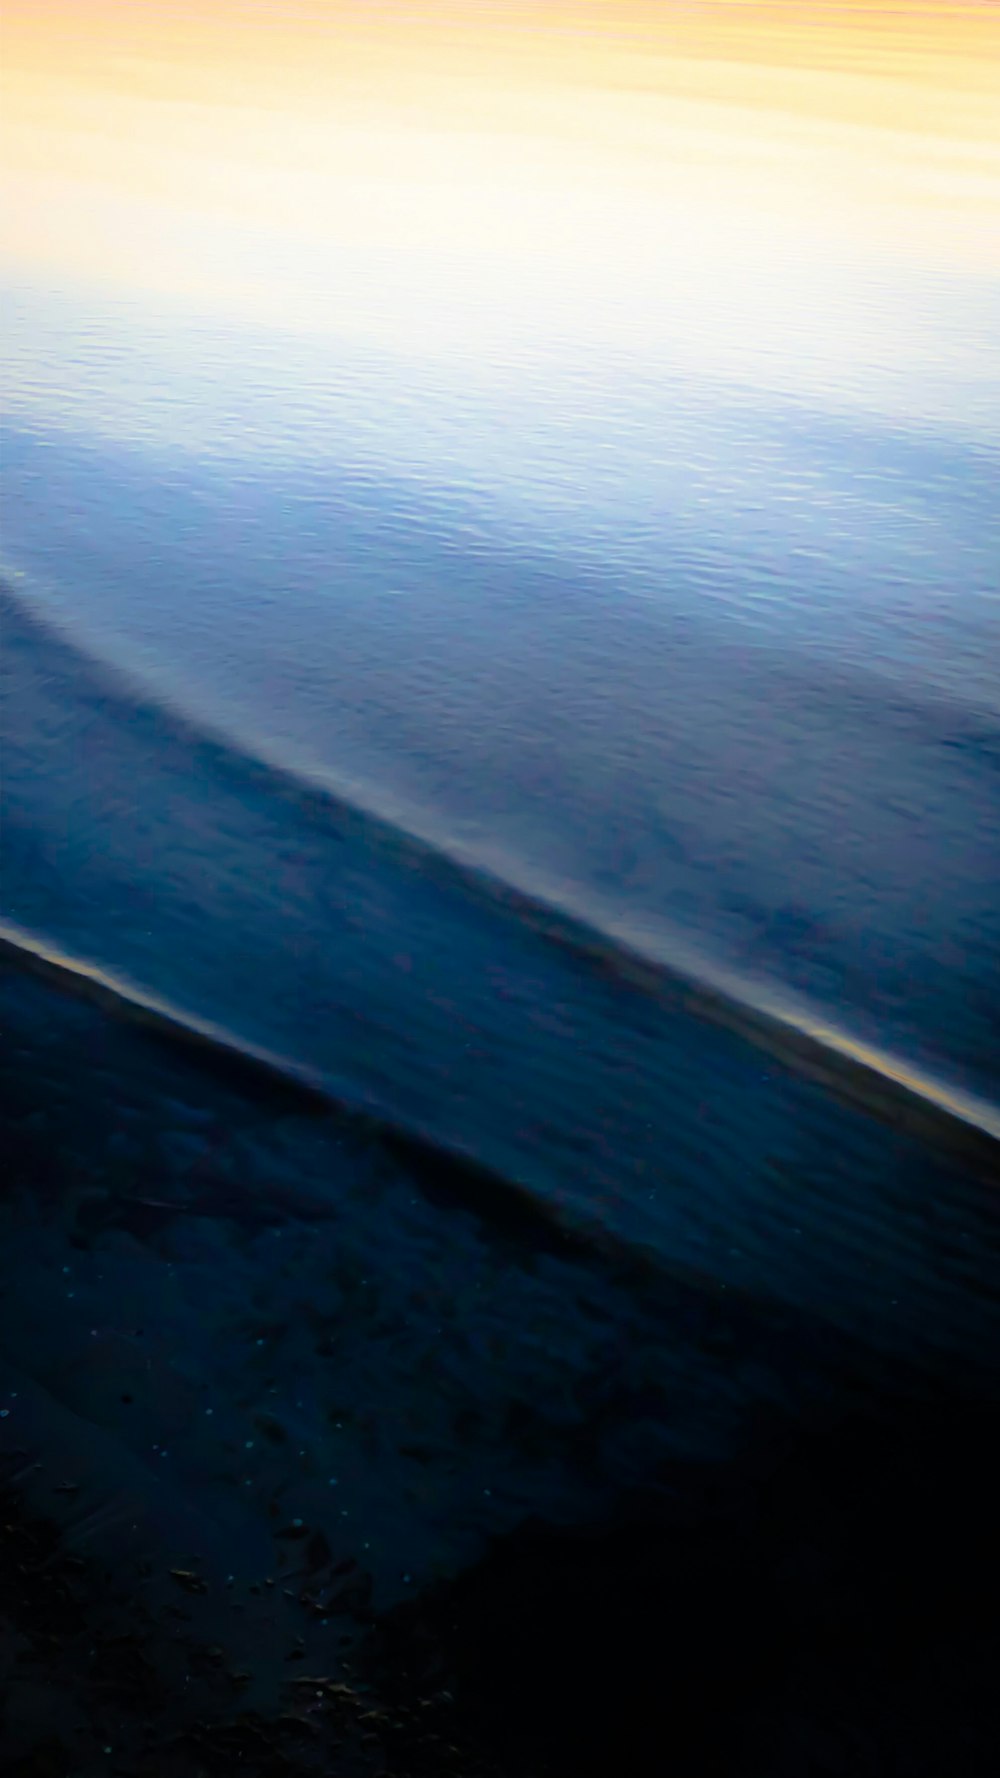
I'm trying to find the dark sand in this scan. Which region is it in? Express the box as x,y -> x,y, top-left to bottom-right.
2,953 -> 999,1776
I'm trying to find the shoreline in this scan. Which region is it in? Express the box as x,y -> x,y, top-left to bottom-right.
2,927 -> 998,1775
2,916 -> 997,1308
4,577 -> 999,1182
3,907 -> 997,1190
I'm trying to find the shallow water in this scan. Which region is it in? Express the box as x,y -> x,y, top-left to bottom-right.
3,583 -> 998,1379
2,276 -> 1000,1333
3,285 -> 999,1110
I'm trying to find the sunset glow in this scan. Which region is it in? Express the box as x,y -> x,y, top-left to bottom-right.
3,3 -> 998,417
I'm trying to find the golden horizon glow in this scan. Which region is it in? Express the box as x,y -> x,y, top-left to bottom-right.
3,4 -> 999,414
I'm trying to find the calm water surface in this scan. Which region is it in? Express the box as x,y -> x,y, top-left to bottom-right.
3,283 -> 998,1108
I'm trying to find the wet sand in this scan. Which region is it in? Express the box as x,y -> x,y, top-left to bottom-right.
2,953 -> 998,1776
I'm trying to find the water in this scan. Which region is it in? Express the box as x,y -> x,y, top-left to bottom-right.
2,281 -> 999,1107
1,263 -> 999,1362
2,20 -> 999,1773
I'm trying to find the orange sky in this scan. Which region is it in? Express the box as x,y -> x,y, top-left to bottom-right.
3,3 -> 998,408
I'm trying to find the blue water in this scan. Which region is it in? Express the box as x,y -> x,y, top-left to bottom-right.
4,284 -> 999,1086
2,279 -> 999,1350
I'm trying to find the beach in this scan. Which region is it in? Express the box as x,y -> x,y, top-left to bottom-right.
3,905 -> 999,1775
2,593 -> 999,1772
3,9 -> 999,1765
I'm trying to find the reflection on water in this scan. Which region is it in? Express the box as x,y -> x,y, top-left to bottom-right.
2,280 -> 999,1103
1,0 -> 998,1123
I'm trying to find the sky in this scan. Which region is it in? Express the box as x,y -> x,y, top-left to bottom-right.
2,3 -> 999,421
